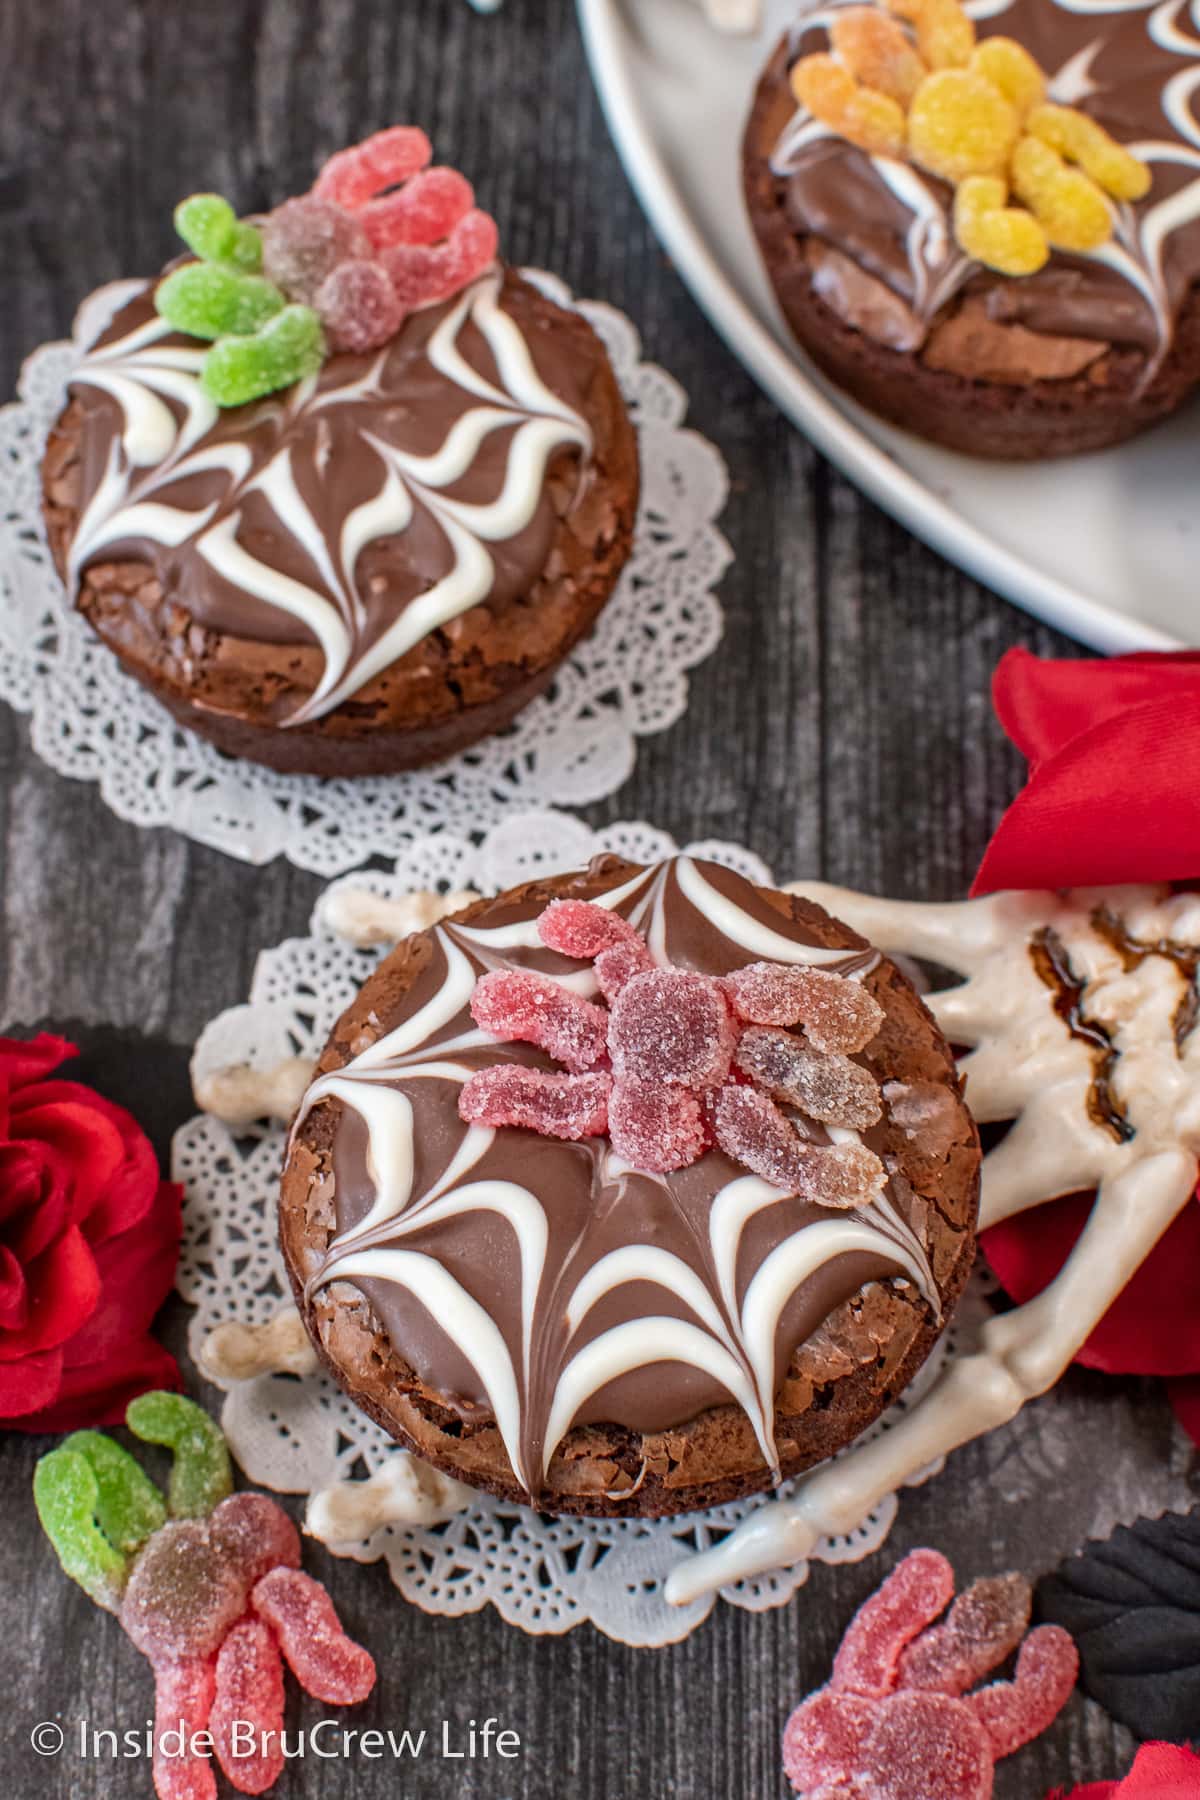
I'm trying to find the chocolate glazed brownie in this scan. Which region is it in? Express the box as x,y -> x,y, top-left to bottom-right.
744,0 -> 1200,458
280,856 -> 980,1519
42,268 -> 637,775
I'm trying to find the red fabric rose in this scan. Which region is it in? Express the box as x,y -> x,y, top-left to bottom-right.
973,649 -> 1200,1445
1048,1741 -> 1200,1798
0,1033 -> 181,1431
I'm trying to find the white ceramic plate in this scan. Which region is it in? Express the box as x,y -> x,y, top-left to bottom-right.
578,0 -> 1200,649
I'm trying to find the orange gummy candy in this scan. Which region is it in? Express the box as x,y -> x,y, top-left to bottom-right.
829,7 -> 928,107
886,0 -> 975,70
1012,136 -> 1113,250
907,69 -> 1020,182
954,176 -> 1049,275
1027,103 -> 1151,201
968,38 -> 1045,116
791,54 -> 907,158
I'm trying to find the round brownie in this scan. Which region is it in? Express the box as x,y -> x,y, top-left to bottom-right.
743,0 -> 1200,460
280,855 -> 980,1518
42,268 -> 637,776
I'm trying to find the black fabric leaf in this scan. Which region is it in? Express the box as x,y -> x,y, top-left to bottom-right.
1036,1508 -> 1200,1743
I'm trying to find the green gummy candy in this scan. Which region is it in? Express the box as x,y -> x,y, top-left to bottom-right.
126,1391 -> 232,1519
34,1448 -> 128,1611
156,263 -> 284,341
201,305 -> 326,408
60,1430 -> 166,1556
175,192 -> 263,272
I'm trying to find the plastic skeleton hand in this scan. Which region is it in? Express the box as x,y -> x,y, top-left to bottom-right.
35,1392 -> 375,1800
782,1548 -> 1078,1799
791,0 -> 1149,274
666,884 -> 1200,1606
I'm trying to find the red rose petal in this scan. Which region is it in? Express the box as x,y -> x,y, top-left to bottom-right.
23,1330 -> 181,1433
0,1344 -> 64,1418
1050,1742 -> 1200,1799
10,1091 -> 128,1229
0,1244 -> 29,1331
0,1033 -> 75,1094
0,1224 -> 100,1359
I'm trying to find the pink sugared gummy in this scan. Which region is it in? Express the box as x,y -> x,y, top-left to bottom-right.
727,962 -> 884,1054
314,257 -> 405,353
152,1657 -> 217,1800
711,1085 -> 885,1206
537,899 -> 645,960
313,126 -> 432,210
735,1027 -> 883,1129
860,1691 -> 993,1800
459,1066 -> 611,1140
899,1574 -> 1032,1698
965,1626 -> 1079,1759
470,968 -> 609,1072
361,166 -> 474,250
832,1550 -> 956,1699
609,969 -> 736,1090
382,209 -> 499,309
212,1619 -> 286,1795
594,940 -> 656,1004
208,1492 -> 301,1593
782,1689 -> 877,1792
260,196 -> 372,307
251,1567 -> 376,1705
608,1082 -> 706,1173
120,1519 -> 247,1662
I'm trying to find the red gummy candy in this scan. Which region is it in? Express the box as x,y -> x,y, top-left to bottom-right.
608,1082 -> 706,1173
782,1690 -> 877,1792
361,166 -> 474,251
712,1085 -> 885,1205
260,196 -> 372,307
120,1520 -> 247,1662
735,1026 -> 883,1129
313,126 -> 432,210
208,1493 -> 301,1592
152,1656 -> 217,1800
609,969 -> 736,1090
251,1567 -> 376,1705
538,899 -> 646,960
212,1619 -> 286,1795
899,1574 -> 1032,1697
966,1626 -> 1079,1759
861,1691 -> 993,1800
459,1066 -> 611,1140
471,968 -> 609,1072
315,257 -> 405,353
833,1550 -> 956,1699
728,962 -> 884,1054
382,209 -> 499,309
595,940 -> 656,1004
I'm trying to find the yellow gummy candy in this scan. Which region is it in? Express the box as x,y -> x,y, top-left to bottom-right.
954,176 -> 1050,275
791,55 -> 907,158
886,0 -> 975,70
829,8 -> 928,107
908,69 -> 1020,182
968,38 -> 1045,116
1012,135 -> 1113,251
1027,103 -> 1152,201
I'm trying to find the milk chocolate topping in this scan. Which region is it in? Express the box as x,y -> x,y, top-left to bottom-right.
772,0 -> 1200,362
294,856 -> 944,1497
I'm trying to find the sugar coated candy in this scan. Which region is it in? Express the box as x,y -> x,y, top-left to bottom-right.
152,1658 -> 218,1800
1012,136 -> 1113,251
782,1689 -> 878,1792
360,166 -> 475,251
211,1619 -> 286,1794
127,1390 -> 233,1518
965,1625 -> 1079,1757
899,1572 -> 1032,1696
260,195 -> 372,306
313,125 -> 433,210
594,939 -> 656,1003
314,257 -> 405,353
735,1026 -> 883,1129
887,0 -> 975,70
120,1518 -> 247,1662
791,54 -> 907,158
382,209 -> 499,309
829,8 -> 927,107
470,968 -> 610,1071
859,1690 -> 993,1800
156,265 -> 285,342
713,1085 -> 886,1205
609,969 -> 737,1090
608,1081 -> 706,1173
537,898 -> 646,960
726,962 -> 884,1053
907,69 -> 1020,181
459,1065 -> 611,1140
833,1550 -> 956,1697
175,193 -> 262,272
201,305 -> 326,408
1028,103 -> 1151,200
33,1445 -> 130,1610
251,1567 -> 376,1705
953,178 -> 1049,277
59,1429 -> 167,1557
208,1491 -> 301,1590
968,38 -> 1044,114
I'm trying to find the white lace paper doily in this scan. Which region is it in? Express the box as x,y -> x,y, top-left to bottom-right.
0,274 -> 728,875
174,812 -> 988,1647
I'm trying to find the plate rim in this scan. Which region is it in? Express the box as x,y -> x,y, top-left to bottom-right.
576,0 -> 1183,654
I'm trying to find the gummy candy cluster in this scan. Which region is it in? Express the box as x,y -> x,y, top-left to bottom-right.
782,1548 -> 1079,1799
458,896 -> 891,1208
791,0 -> 1150,275
156,127 -> 499,407
34,1392 -> 375,1800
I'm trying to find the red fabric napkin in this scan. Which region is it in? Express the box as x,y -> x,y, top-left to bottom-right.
974,649 -> 1200,1446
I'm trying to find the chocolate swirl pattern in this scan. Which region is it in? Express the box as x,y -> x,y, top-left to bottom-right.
294,858 -> 939,1499
65,271 -> 592,724
772,0 -> 1200,364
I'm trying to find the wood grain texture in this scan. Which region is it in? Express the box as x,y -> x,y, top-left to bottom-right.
1,2 -> 1197,1795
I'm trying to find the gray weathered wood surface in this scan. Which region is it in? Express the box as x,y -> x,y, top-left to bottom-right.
1,2 -> 1196,1794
